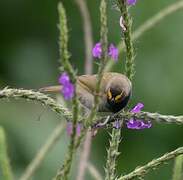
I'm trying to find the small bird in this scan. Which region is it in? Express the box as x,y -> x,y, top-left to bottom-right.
40,72 -> 132,113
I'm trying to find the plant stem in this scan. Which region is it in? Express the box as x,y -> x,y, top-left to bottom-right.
118,147 -> 183,180
75,0 -> 93,179
86,0 -> 108,127
0,87 -> 72,120
75,0 -> 93,74
20,122 -> 65,180
1,88 -> 183,126
87,162 -> 103,180
172,155 -> 183,180
97,111 -> 183,127
0,127 -> 13,180
55,3 -> 80,180
105,0 -> 183,73
105,0 -> 135,179
117,0 -> 135,81
105,127 -> 121,180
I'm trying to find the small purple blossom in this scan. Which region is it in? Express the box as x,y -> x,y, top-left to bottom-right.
126,103 -> 152,130
66,122 -> 73,136
130,102 -> 144,113
92,42 -> 102,59
59,72 -> 70,85
66,122 -> 83,136
127,0 -> 137,6
127,119 -> 152,129
62,82 -> 75,100
108,44 -> 119,61
59,72 -> 75,100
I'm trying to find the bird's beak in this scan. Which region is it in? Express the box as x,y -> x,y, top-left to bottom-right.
110,98 -> 115,105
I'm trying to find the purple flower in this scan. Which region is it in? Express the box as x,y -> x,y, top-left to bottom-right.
127,119 -> 152,129
66,122 -> 73,136
108,44 -> 119,61
127,0 -> 137,6
59,72 -> 70,85
62,82 -> 75,100
126,103 -> 152,130
130,102 -> 144,113
66,122 -> 83,136
92,42 -> 102,59
59,72 -> 75,100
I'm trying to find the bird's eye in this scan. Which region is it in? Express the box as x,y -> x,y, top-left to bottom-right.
107,89 -> 112,100
115,91 -> 124,103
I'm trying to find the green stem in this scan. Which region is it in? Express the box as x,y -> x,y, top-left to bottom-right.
104,0 -> 135,179
0,87 -> 72,120
58,3 -> 75,79
105,1 -> 183,72
19,122 -> 65,180
118,147 -> 183,180
55,3 -> 80,180
86,0 -> 108,126
1,88 -> 183,126
0,127 -> 13,180
118,0 -> 135,81
172,155 -> 183,180
105,127 -> 121,180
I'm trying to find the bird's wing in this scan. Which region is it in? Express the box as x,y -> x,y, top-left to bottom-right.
77,73 -> 117,93
77,74 -> 97,93
39,72 -> 124,94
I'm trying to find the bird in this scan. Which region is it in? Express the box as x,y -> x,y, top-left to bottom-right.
40,72 -> 132,113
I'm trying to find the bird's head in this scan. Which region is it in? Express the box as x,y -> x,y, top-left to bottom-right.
106,87 -> 126,105
105,76 -> 132,113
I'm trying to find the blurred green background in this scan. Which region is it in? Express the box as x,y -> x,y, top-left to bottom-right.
0,0 -> 183,179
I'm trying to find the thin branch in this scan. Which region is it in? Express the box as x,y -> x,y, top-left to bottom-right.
118,0 -> 135,81
75,0 -> 93,179
76,132 -> 92,180
118,0 -> 183,54
172,155 -> 183,180
86,0 -> 108,127
75,0 -> 109,177
75,0 -> 93,74
0,87 -> 72,120
55,3 -> 80,180
126,111 -> 183,125
96,111 -> 183,127
104,0 -> 135,179
87,162 -> 103,180
118,147 -> 183,180
19,122 -> 65,180
0,127 -> 14,180
132,0 -> 183,44
105,0 -> 183,72
1,87 -> 183,126
76,1 -> 108,179
105,127 -> 121,180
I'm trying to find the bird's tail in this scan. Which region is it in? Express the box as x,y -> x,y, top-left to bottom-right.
39,85 -> 62,93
